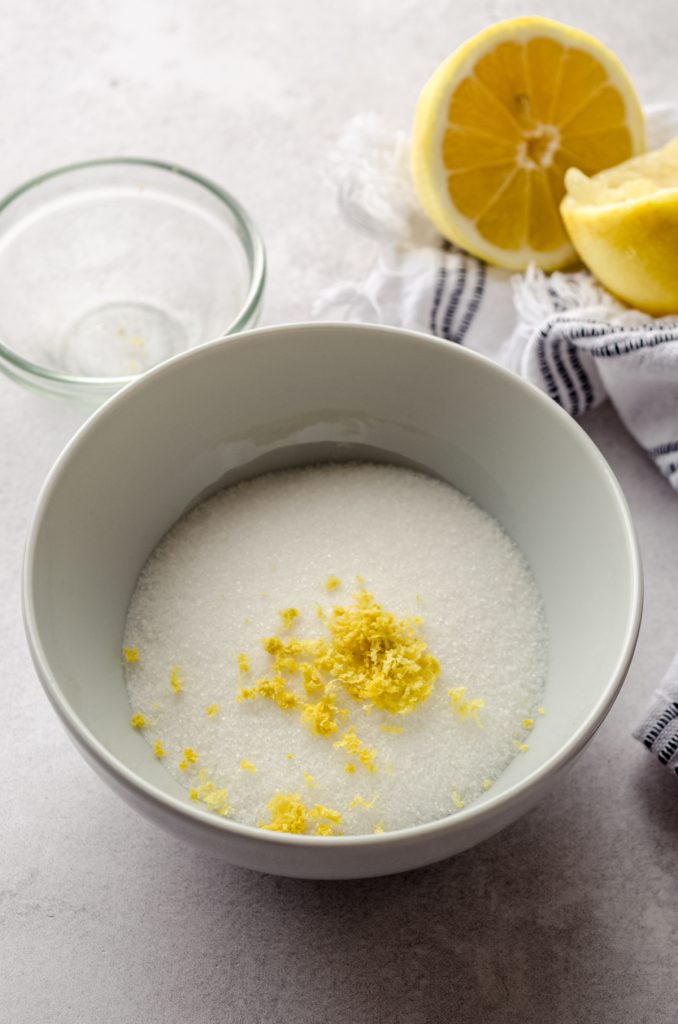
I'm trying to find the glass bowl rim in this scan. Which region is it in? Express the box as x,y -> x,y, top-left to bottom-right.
0,156 -> 267,396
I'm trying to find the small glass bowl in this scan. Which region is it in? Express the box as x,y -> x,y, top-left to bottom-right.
0,158 -> 265,403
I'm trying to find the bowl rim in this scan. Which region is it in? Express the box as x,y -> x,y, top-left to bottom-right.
22,321 -> 644,850
0,156 -> 267,397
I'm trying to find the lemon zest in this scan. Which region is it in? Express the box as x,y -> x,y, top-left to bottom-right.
320,590 -> 439,714
190,778 -> 229,815
348,793 -> 377,810
300,694 -> 340,736
130,713 -> 145,729
179,747 -> 198,770
169,666 -> 182,694
153,740 -> 166,759
259,793 -> 307,834
334,728 -> 376,772
206,703 -> 220,717
238,675 -> 299,711
325,575 -> 341,591
448,686 -> 485,727
279,607 -> 299,630
240,759 -> 256,773
123,647 -> 139,664
237,652 -> 250,673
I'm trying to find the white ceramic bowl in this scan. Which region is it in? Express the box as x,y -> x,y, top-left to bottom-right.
23,323 -> 642,879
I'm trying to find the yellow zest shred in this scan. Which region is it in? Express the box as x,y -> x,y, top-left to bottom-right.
448,686 -> 485,726
279,607 -> 299,630
130,713 -> 146,729
153,740 -> 166,759
300,694 -> 341,736
513,740 -> 529,753
348,793 -> 377,810
237,652 -> 250,673
259,793 -> 307,834
325,575 -> 341,591
334,728 -> 376,772
286,753 -> 294,760
538,706 -> 546,715
452,790 -> 465,810
179,747 -> 198,771
320,590 -> 439,714
189,776 -> 229,816
238,674 -> 299,710
243,589 -> 439,730
373,822 -> 384,834
522,717 -> 534,730
258,794 -> 342,835
482,778 -> 492,791
123,646 -> 139,664
299,661 -> 325,695
308,804 -> 342,825
303,772 -> 315,788
240,759 -> 256,773
206,703 -> 220,717
344,763 -> 356,774
169,666 -> 182,694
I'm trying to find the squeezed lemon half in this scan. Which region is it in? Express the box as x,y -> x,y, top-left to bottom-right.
412,17 -> 644,270
562,137 -> 678,314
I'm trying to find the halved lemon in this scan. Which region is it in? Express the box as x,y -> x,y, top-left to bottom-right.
412,17 -> 644,270
562,138 -> 678,314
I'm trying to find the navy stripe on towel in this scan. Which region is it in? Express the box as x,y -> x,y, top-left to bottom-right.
429,242 -> 450,336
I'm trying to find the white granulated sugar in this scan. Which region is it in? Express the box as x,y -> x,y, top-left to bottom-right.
125,462 -> 548,835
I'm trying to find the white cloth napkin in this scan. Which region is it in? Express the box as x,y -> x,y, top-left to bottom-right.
316,104 -> 678,491
316,104 -> 678,771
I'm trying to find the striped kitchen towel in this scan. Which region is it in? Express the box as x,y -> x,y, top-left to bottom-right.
633,654 -> 678,772
316,104 -> 678,491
